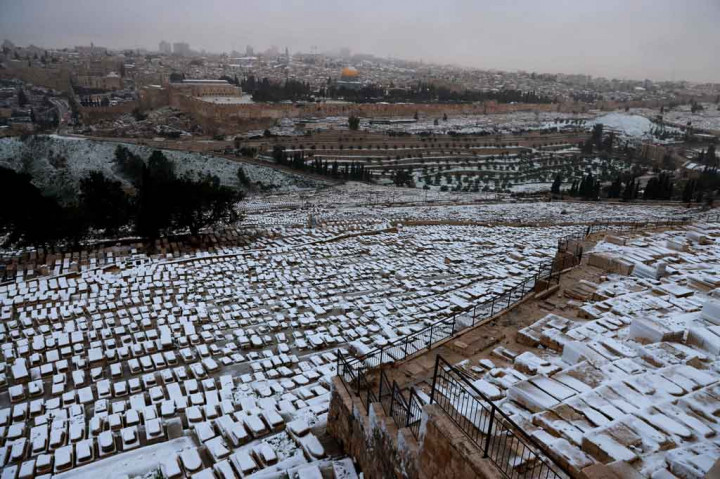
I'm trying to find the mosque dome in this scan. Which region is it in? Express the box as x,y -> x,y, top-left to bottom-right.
341,67 -> 359,78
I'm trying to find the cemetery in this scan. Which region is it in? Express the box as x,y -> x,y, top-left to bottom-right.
330,220 -> 720,479
0,188 -> 714,478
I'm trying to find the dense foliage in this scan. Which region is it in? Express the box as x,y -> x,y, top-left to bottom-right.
239,74 -> 553,104
0,147 -> 243,247
271,146 -> 371,181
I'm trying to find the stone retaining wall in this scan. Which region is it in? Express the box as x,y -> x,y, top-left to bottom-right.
328,376 -> 503,479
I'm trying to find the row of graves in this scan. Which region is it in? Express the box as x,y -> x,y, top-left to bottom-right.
0,222 -> 574,478
0,222 -> 356,284
243,194 -> 704,234
0,194 -> 705,284
370,202 -> 702,227
450,223 -> 720,478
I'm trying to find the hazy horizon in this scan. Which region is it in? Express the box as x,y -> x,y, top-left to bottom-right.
1,0 -> 718,83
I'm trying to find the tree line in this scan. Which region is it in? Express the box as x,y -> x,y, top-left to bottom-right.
553,169 -> 717,204
325,82 -> 553,104
0,147 -> 243,248
696,145 -> 718,168
235,75 -> 553,104
271,146 -> 371,181
580,124 -> 615,154
240,75 -> 312,102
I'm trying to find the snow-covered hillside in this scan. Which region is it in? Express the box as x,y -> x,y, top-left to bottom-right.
589,113 -> 654,137
0,135 -> 327,201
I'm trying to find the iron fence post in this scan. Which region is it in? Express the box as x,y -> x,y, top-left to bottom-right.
490,297 -> 495,316
406,390 -> 414,427
378,370 -> 384,401
389,383 -> 396,416
429,325 -> 434,347
430,355 -> 440,405
484,403 -> 496,458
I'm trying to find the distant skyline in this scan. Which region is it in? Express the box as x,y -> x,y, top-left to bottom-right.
1,0 -> 718,83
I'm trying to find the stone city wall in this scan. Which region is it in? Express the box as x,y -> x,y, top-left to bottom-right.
0,65 -> 73,93
167,83 -> 243,108
177,97 -> 580,123
79,101 -> 139,121
89,84 -> 690,130
170,97 -> 688,124
74,74 -> 123,91
139,86 -> 170,111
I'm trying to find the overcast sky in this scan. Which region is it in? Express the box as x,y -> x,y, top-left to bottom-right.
1,0 -> 718,82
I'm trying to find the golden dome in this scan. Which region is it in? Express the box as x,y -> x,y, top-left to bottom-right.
341,67 -> 359,78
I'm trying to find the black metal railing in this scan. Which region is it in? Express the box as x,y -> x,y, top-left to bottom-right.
342,257 -> 560,373
337,350 -> 379,411
388,381 -> 409,431
378,368 -> 393,414
358,367 -> 377,411
378,369 -> 424,439
406,388 -> 424,438
337,349 -> 356,392
336,250 -> 580,420
430,356 -> 565,479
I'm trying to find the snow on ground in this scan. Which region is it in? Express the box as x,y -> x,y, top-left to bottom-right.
242,190 -> 703,228
0,221 -> 581,478
250,107 -> 709,139
589,113 -> 654,138
636,103 -> 720,132
53,437 -> 195,479
509,182 -> 554,193
248,111 -> 593,138
200,94 -> 255,104
440,223 -> 720,477
0,197 -> 709,478
0,135 -> 326,201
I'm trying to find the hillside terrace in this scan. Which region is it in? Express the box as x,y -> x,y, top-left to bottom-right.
252,130 -> 637,191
